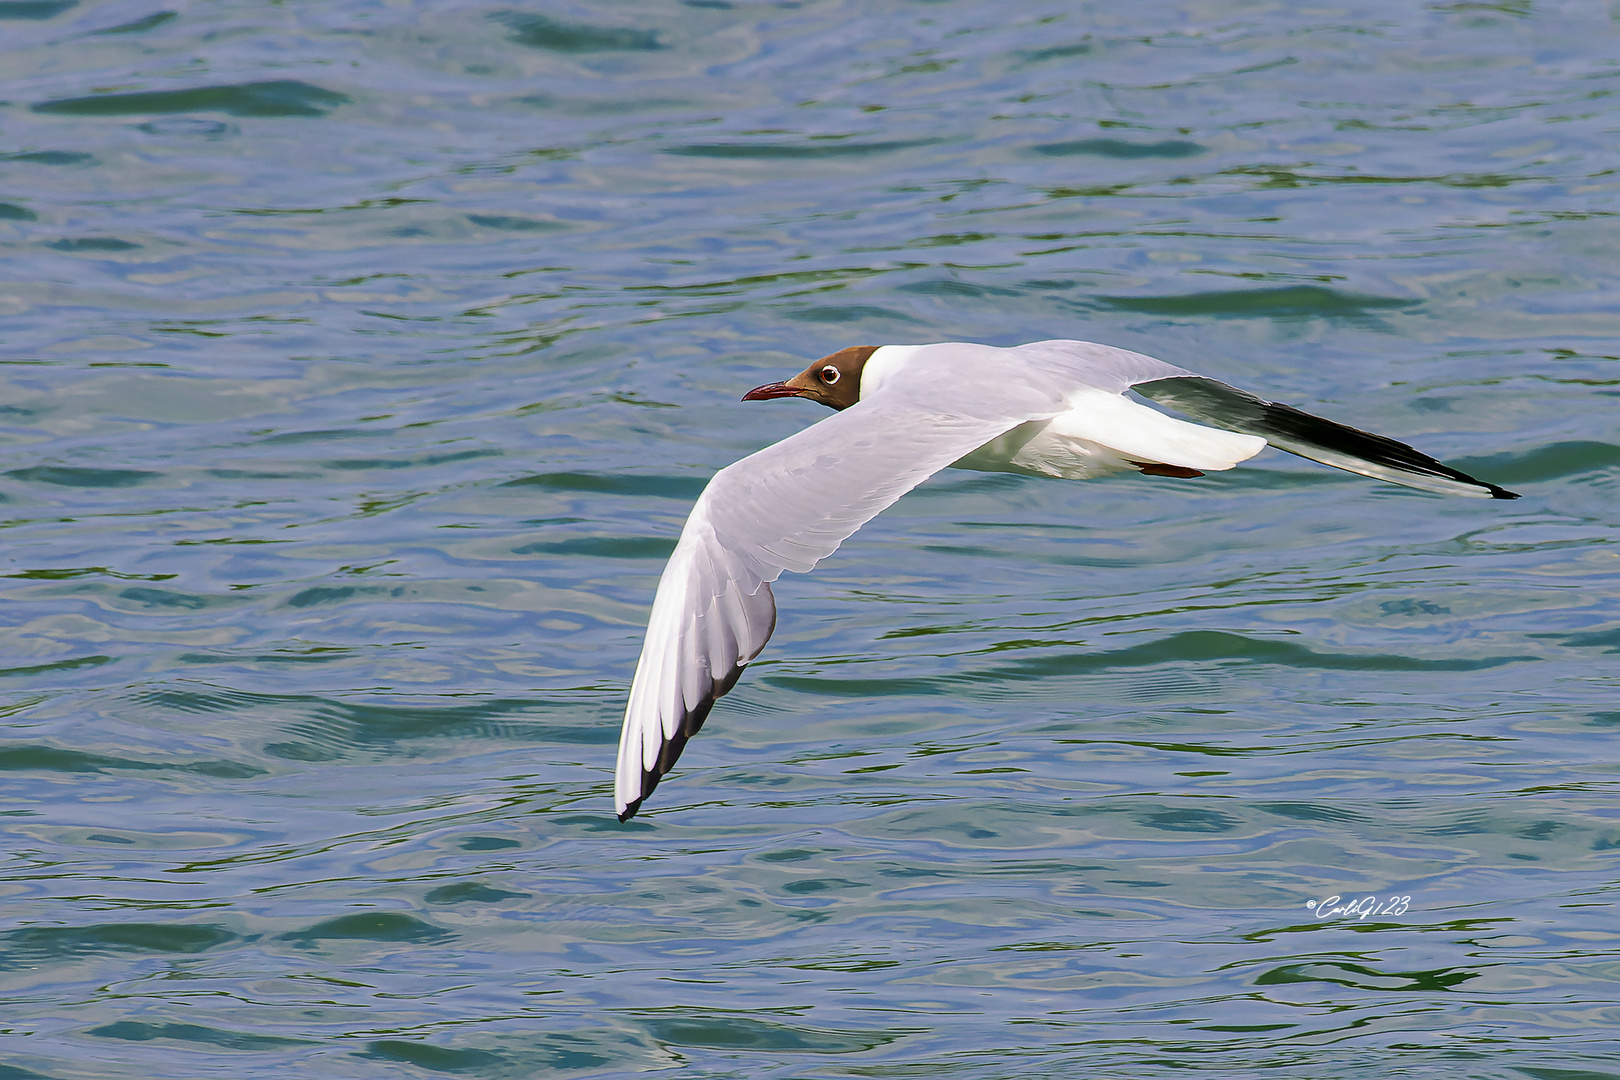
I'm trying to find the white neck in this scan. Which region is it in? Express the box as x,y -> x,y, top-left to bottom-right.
858,344 -> 926,401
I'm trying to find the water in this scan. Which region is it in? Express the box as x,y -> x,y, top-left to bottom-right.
2,1 -> 1618,1076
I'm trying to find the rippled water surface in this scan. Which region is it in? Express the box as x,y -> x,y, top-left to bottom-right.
3,1 -> 1619,1076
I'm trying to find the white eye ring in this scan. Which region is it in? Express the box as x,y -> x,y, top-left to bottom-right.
819,366 -> 840,385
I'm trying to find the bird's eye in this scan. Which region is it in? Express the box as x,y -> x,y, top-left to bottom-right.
819,366 -> 840,385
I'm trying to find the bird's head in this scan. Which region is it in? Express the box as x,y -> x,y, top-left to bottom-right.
742,346 -> 878,411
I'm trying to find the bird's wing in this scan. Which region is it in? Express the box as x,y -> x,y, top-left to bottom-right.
615,397 -> 1053,820
999,341 -> 1514,498
1000,338 -> 1200,393
1131,376 -> 1518,499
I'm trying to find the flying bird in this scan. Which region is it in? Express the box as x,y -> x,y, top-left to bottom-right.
613,340 -> 1517,820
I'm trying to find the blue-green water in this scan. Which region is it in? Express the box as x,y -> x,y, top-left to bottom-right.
3,1 -> 1619,1076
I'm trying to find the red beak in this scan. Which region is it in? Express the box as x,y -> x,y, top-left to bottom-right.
742,381 -> 806,401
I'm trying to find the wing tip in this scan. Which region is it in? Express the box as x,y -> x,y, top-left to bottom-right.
1362,466 -> 1519,500
1389,467 -> 1518,499
1410,467 -> 1519,500
614,665 -> 744,822
614,750 -> 683,823
617,791 -> 648,823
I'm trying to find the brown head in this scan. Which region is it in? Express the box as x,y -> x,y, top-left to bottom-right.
741,346 -> 878,411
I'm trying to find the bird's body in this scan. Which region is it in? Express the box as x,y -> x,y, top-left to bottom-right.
862,341 -> 1265,482
613,340 -> 1516,820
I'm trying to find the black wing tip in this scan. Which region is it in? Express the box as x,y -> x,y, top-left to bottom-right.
1386,458 -> 1520,500
1417,464 -> 1519,500
616,730 -> 688,824
1417,469 -> 1519,500
614,669 -> 743,822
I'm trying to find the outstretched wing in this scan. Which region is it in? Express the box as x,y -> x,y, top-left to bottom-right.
1132,376 -> 1518,499
1002,341 -> 1514,498
615,399 -> 1047,820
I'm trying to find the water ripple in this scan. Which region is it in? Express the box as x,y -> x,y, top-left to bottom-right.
1,0 -> 1617,1076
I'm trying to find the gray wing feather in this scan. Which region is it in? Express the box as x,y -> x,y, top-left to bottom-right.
614,399 -> 1044,820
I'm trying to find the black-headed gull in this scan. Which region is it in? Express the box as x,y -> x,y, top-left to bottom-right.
614,339 -> 1516,820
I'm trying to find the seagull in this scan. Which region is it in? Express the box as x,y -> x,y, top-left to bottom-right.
613,339 -> 1517,820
